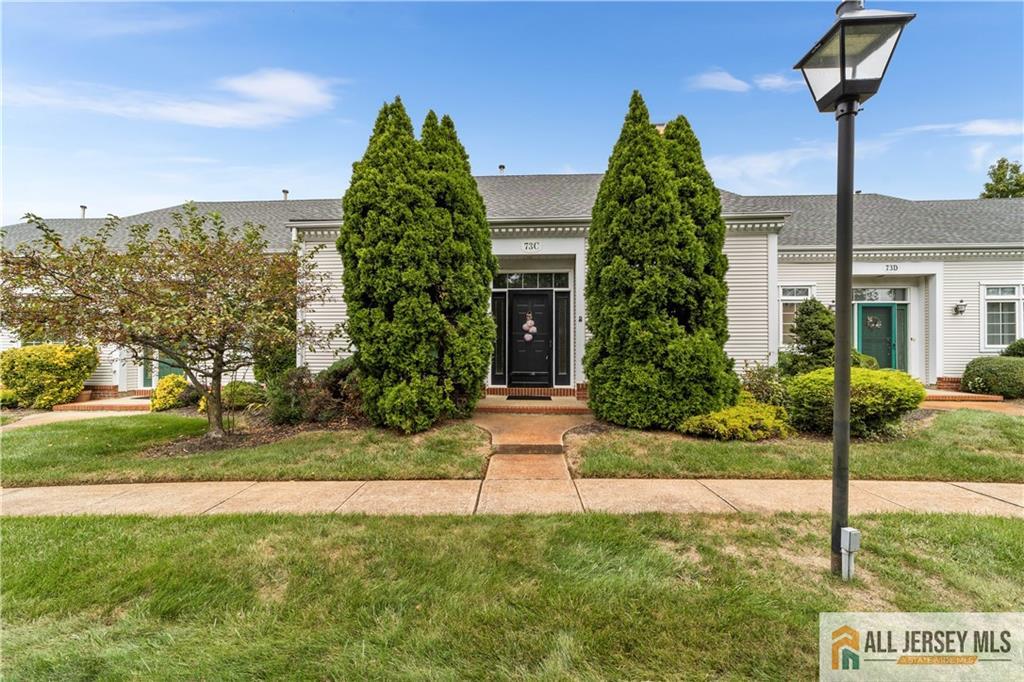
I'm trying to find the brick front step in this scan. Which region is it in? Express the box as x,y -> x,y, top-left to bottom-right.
53,402 -> 150,412
924,392 -> 1003,403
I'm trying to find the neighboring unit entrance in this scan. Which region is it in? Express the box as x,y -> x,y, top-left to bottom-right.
857,303 -> 908,371
508,290 -> 552,387
142,351 -> 184,389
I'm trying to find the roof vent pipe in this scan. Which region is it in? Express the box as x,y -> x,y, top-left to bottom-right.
282,189 -> 289,200
80,205 -> 87,219
498,164 -> 505,175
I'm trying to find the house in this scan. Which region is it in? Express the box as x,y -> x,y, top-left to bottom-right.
3,174 -> 1022,398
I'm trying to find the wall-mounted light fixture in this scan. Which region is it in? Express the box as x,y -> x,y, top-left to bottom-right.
829,299 -> 837,311
953,300 -> 967,316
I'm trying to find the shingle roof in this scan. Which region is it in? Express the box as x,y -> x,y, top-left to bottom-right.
4,174 -> 1022,249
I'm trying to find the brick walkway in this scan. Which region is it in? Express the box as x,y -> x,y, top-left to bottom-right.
2,478 -> 1019,517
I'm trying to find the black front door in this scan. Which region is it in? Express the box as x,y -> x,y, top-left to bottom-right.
508,291 -> 553,387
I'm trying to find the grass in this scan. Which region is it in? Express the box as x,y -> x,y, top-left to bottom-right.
1,414 -> 490,487
2,512 -> 1020,679
570,409 -> 1024,482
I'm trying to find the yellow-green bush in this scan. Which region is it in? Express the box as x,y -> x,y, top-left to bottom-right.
0,344 -> 98,409
0,387 -> 18,407
787,367 -> 925,437
680,400 -> 792,441
150,374 -> 189,412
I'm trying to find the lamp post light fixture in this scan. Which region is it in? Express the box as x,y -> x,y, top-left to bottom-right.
794,0 -> 914,578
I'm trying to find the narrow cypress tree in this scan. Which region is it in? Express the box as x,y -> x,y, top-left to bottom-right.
584,92 -> 738,429
421,111 -> 498,416
339,98 -> 450,432
662,115 -> 730,345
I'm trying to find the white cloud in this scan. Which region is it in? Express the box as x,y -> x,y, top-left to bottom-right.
706,144 -> 833,193
7,69 -> 338,129
968,142 -> 996,172
688,69 -> 751,93
897,119 -> 1023,137
81,11 -> 209,38
753,73 -> 805,93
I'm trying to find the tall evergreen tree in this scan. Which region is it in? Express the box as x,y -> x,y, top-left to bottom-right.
421,110 -> 498,416
662,115 -> 730,345
339,98 -> 451,432
584,92 -> 738,429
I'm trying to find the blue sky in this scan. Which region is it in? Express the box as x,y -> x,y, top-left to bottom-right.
3,2 -> 1022,224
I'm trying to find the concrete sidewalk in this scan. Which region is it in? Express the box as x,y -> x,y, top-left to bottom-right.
2,477 -> 1020,517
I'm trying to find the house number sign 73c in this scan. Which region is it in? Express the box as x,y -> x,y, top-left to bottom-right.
885,264 -> 899,272
521,241 -> 543,253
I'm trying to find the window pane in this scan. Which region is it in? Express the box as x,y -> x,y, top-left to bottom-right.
987,302 -> 1017,346
986,286 -> 1017,297
506,273 -> 521,288
538,273 -> 553,288
781,287 -> 810,298
493,273 -> 507,289
554,273 -> 569,288
522,273 -> 538,288
781,302 -> 799,345
854,288 -> 906,302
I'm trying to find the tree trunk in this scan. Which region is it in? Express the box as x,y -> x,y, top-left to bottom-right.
206,365 -> 226,438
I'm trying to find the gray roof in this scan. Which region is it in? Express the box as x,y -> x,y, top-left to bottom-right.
4,174 -> 1022,249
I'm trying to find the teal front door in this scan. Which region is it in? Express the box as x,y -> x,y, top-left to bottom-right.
858,304 -> 907,371
142,351 -> 184,388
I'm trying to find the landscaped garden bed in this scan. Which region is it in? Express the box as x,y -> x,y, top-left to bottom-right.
2,512 -> 1019,679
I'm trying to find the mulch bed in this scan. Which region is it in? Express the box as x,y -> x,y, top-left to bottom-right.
140,417 -> 358,459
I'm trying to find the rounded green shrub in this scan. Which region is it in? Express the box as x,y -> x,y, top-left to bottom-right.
787,367 -> 925,437
265,367 -> 339,425
680,400 -> 792,441
221,380 -> 265,410
0,343 -> 98,409
962,356 -> 1024,399
1000,338 -> 1024,358
150,374 -> 189,412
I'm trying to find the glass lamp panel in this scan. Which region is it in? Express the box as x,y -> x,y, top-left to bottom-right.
843,22 -> 902,81
801,29 -> 842,103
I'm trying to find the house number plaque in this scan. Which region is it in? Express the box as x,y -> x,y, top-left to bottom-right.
521,240 -> 543,254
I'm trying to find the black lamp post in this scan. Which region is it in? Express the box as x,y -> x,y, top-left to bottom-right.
794,0 -> 914,578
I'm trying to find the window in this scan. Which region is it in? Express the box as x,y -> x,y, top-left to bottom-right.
982,284 -> 1023,349
853,287 -> 907,302
493,272 -> 570,289
780,285 -> 814,346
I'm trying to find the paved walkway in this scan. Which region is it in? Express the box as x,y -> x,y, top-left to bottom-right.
2,477 -> 1019,517
1,410 -> 137,431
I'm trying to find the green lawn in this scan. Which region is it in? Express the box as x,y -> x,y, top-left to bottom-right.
1,414 -> 489,487
570,409 -> 1024,482
2,512 -> 1019,679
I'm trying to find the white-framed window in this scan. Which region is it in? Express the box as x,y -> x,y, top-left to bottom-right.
779,285 -> 815,346
981,283 -> 1024,350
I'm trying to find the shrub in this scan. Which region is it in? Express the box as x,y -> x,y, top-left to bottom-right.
787,367 -> 925,437
961,356 -> 1024,399
340,99 -> 496,433
0,387 -> 17,407
741,359 -> 787,406
179,383 -> 202,406
680,401 -> 792,441
221,381 -> 265,410
852,350 -> 881,369
150,374 -> 189,412
584,91 -> 739,429
265,367 -> 340,425
779,348 -> 879,377
252,342 -> 296,384
0,344 -> 98,409
1001,338 -> 1024,357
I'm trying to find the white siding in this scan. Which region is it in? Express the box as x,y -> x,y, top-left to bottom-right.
84,344 -> 118,386
300,231 -> 351,373
943,258 -> 1024,376
779,261 -> 836,305
723,232 -> 771,367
